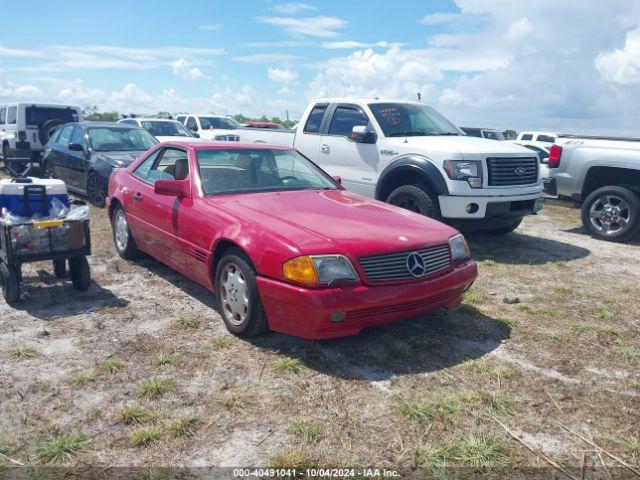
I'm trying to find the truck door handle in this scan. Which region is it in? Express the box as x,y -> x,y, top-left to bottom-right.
321,144 -> 330,154
133,192 -> 143,201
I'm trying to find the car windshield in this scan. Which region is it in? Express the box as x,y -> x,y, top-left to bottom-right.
87,127 -> 158,151
25,107 -> 79,127
369,103 -> 462,137
199,116 -> 240,130
197,148 -> 339,195
141,120 -> 193,137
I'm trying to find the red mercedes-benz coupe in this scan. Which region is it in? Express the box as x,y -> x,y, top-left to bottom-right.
106,142 -> 477,340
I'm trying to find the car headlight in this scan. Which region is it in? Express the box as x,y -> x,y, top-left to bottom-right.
283,255 -> 359,286
443,160 -> 482,188
449,234 -> 471,262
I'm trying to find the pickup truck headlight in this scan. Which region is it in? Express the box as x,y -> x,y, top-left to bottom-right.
283,255 -> 359,286
443,160 -> 482,188
449,234 -> 471,262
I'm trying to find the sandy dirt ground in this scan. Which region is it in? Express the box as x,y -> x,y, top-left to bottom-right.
0,189 -> 639,476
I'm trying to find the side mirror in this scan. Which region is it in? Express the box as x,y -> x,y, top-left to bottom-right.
351,125 -> 377,144
154,179 -> 190,198
193,132 -> 200,138
332,175 -> 342,184
68,143 -> 84,152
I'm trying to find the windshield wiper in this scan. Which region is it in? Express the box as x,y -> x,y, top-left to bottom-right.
387,131 -> 429,137
432,132 -> 462,136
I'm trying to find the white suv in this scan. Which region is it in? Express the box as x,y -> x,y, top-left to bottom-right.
0,102 -> 82,161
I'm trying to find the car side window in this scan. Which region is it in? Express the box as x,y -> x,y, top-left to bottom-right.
147,148 -> 189,184
328,106 -> 369,137
186,117 -> 198,131
537,135 -> 555,143
0,107 -> 6,124
7,107 -> 17,125
120,119 -> 137,126
70,126 -> 85,146
176,115 -> 186,124
133,150 -> 161,182
303,104 -> 327,134
57,125 -> 74,145
520,134 -> 533,141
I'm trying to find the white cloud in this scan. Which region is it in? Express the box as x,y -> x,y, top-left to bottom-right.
270,3 -> 318,15
258,16 -> 347,38
277,86 -> 293,94
503,17 -> 534,42
0,45 -> 44,57
420,12 -> 465,25
595,25 -> 640,85
268,67 -> 298,84
322,41 -> 390,49
171,58 -> 203,80
0,69 -> 44,99
233,53 -> 302,64
199,23 -> 223,31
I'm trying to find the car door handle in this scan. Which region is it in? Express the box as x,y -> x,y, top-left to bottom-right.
321,144 -> 330,154
133,192 -> 143,201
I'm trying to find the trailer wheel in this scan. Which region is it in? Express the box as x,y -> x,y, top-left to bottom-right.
1,263 -> 20,303
69,257 -> 91,291
53,258 -> 67,278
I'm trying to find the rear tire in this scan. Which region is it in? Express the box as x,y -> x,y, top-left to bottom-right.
111,205 -> 141,260
69,257 -> 91,291
581,186 -> 640,242
53,258 -> 67,278
86,172 -> 107,208
387,184 -> 440,219
484,219 -> 523,235
215,248 -> 269,338
1,263 -> 20,303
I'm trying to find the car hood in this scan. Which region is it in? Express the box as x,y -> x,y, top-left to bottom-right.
385,135 -> 534,157
94,150 -> 147,167
205,189 -> 458,257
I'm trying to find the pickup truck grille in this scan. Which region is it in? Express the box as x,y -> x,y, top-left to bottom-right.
359,244 -> 451,283
487,157 -> 538,186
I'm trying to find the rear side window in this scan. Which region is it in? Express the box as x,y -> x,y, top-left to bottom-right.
328,106 -> 368,137
186,117 -> 198,131
0,107 -> 6,124
7,107 -> 17,124
303,104 -> 327,134
176,115 -> 186,124
537,135 -> 555,143
520,134 -> 533,141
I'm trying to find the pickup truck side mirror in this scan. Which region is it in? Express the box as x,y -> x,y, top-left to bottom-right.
351,125 -> 377,144
154,179 -> 190,198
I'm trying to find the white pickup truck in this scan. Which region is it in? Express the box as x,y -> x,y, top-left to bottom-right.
235,99 -> 544,234
176,114 -> 295,145
545,135 -> 640,241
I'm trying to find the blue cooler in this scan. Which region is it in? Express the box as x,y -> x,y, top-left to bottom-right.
0,178 -> 69,218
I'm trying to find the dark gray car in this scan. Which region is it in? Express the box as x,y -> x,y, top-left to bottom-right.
43,121 -> 158,207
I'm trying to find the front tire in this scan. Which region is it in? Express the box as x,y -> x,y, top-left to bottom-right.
1,263 -> 20,303
215,248 -> 268,338
581,186 -> 640,242
86,172 -> 107,208
387,184 -> 440,219
111,206 -> 140,260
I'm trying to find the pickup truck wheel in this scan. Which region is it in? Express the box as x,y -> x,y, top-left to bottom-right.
215,248 -> 269,338
581,186 -> 640,242
485,219 -> 523,235
111,206 -> 141,260
387,184 -> 440,219
1,263 -> 20,303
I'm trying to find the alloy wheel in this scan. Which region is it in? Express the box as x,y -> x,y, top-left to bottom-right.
588,194 -> 630,236
219,262 -> 249,326
87,174 -> 105,206
114,209 -> 129,252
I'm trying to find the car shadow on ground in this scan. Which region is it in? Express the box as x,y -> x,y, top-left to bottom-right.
561,226 -> 640,245
249,305 -> 510,382
466,232 -> 590,264
11,270 -> 128,320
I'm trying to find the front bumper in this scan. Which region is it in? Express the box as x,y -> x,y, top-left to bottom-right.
257,260 -> 478,340
438,192 -> 544,220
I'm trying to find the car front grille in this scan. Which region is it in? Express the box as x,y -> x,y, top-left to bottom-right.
487,157 -> 538,186
359,244 -> 451,283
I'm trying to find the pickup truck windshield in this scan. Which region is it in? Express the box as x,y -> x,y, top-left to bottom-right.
88,127 -> 158,151
199,116 -> 240,130
141,121 -> 193,137
197,148 -> 339,195
369,103 -> 462,137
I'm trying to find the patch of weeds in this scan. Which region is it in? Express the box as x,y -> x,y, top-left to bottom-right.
288,419 -> 325,442
472,390 -> 512,415
615,347 -> 640,362
175,316 -> 201,329
464,288 -> 488,306
36,432 -> 89,463
8,345 -> 38,359
274,357 -> 304,375
460,360 -> 517,382
70,370 -> 96,387
211,335 -> 236,350
98,358 -> 125,374
151,352 -> 175,366
395,393 -> 467,424
570,323 -> 629,339
618,436 -> 640,461
29,380 -> 50,394
271,448 -> 316,469
535,330 -> 569,343
494,317 -> 518,330
216,391 -> 254,412
86,407 -> 103,421
136,378 -> 173,399
516,305 -> 565,318
481,259 -> 497,267
167,415 -> 199,439
443,434 -> 514,468
555,261 -> 568,269
592,306 -> 621,323
120,405 -> 164,425
130,427 -> 162,447
0,438 -> 16,456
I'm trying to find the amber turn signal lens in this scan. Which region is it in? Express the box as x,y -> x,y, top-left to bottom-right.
283,256 -> 318,285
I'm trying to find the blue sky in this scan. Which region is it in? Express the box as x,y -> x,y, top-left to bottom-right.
2,1 -> 640,134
